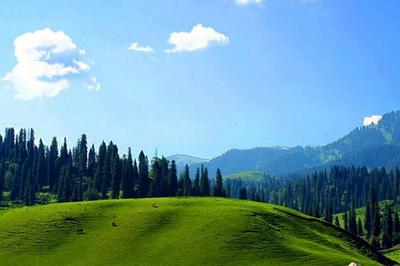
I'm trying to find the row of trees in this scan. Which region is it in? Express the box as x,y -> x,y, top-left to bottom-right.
0,128 -> 226,206
336,191 -> 400,249
255,165 -> 400,249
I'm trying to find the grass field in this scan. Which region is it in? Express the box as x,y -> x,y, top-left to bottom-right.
383,244 -> 400,262
0,197 -> 394,265
224,171 -> 265,181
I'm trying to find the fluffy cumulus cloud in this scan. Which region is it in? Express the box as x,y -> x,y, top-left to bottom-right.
2,28 -> 99,100
363,115 -> 382,126
165,24 -> 230,53
236,0 -> 262,6
128,42 -> 154,53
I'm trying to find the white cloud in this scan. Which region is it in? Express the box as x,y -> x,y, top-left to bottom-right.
363,115 -> 382,126
165,24 -> 230,53
2,28 -> 99,100
128,42 -> 154,53
236,0 -> 262,6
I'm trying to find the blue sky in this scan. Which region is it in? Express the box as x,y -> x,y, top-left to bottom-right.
0,0 -> 399,158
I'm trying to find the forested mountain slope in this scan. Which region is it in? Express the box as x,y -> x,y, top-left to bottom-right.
199,111 -> 400,176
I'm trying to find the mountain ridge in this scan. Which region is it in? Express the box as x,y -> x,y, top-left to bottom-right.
192,110 -> 400,177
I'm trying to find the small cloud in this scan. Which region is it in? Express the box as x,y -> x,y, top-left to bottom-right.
165,23 -> 229,53
128,42 -> 154,53
2,28 -> 98,100
236,0 -> 262,6
363,115 -> 382,126
87,76 -> 100,91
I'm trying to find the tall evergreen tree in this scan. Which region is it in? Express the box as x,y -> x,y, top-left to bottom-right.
334,216 -> 340,227
357,217 -> 363,237
213,168 -> 225,197
343,211 -> 349,231
239,187 -> 247,200
349,198 -> 357,234
182,164 -> 192,196
193,167 -> 200,196
47,137 -> 58,192
138,151 -> 149,197
94,141 -> 106,193
111,154 -> 121,199
383,204 -> 393,249
0,163 -> 5,201
35,139 -> 47,188
58,158 -> 73,202
168,160 -> 178,196
120,148 -> 134,198
365,202 -> 372,239
78,134 -> 88,178
87,144 -> 96,178
200,166 -> 210,196
371,189 -> 381,240
394,212 -> 400,245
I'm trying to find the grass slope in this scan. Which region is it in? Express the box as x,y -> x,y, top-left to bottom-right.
0,198 -> 394,266
383,245 -> 400,262
224,171 -> 265,181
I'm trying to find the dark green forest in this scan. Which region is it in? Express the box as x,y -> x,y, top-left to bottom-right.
0,128 -> 225,206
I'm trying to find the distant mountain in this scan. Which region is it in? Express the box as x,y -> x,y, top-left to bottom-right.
196,110 -> 400,177
166,154 -> 209,171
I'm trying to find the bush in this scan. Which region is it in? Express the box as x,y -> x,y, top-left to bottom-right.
83,188 -> 100,201
36,192 -> 57,204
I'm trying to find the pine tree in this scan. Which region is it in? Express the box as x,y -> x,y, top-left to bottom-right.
94,141 -> 106,192
393,212 -> 400,245
160,157 -> 169,197
182,164 -> 192,196
239,187 -> 247,200
57,159 -> 73,202
150,157 -> 161,197
349,199 -> 357,234
78,134 -> 88,178
193,167 -> 200,196
0,163 -> 5,201
120,148 -> 134,198
213,168 -> 225,197
200,166 -> 210,196
168,160 -> 178,196
132,160 -> 139,197
87,144 -> 96,178
35,139 -> 47,189
111,154 -> 121,199
383,204 -> 393,249
334,216 -> 340,227
138,151 -> 149,197
47,137 -> 58,193
365,202 -> 372,239
357,217 -> 363,237
343,211 -> 349,231
371,189 -> 381,240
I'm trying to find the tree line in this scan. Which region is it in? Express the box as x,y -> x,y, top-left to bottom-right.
0,128 -> 226,206
248,165 -> 400,249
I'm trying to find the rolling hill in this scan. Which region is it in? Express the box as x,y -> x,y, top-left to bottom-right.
197,110 -> 400,177
224,171 -> 266,182
0,198 -> 395,265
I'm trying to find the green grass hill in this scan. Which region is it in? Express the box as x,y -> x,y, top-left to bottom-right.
0,198 -> 394,265
224,171 -> 265,181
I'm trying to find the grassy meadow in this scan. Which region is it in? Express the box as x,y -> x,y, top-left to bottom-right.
0,197 -> 392,265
